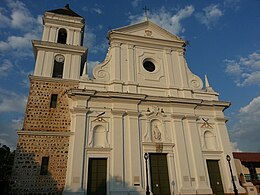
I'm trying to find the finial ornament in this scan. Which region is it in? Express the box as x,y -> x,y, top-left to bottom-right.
65,4 -> 70,9
205,75 -> 214,92
81,62 -> 89,80
143,6 -> 149,21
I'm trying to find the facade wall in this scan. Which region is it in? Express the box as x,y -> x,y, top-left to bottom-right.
11,78 -> 78,194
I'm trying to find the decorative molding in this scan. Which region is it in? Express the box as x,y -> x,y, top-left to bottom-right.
17,130 -> 74,136
201,118 -> 213,128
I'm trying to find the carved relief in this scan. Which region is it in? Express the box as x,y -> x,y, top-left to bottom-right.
152,123 -> 161,142
186,62 -> 203,90
143,107 -> 171,142
93,47 -> 111,81
201,118 -> 213,128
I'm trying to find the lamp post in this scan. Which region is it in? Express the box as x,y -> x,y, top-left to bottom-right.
226,155 -> 239,195
144,153 -> 150,195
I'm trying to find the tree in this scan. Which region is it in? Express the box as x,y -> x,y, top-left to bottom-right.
0,144 -> 15,194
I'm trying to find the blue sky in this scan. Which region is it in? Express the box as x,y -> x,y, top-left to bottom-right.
0,0 -> 259,152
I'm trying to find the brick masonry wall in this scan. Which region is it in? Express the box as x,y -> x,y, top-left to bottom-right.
11,78 -> 78,194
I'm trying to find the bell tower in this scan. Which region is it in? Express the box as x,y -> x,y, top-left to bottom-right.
33,4 -> 87,79
11,5 -> 87,194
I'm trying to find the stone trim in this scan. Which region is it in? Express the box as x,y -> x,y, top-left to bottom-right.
17,130 -> 74,136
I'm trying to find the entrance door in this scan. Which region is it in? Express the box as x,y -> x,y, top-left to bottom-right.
207,160 -> 225,195
87,158 -> 107,195
149,154 -> 171,195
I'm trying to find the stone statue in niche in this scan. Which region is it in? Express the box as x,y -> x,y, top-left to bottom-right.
153,124 -> 161,141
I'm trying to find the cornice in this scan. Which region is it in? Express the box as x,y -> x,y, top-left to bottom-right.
109,31 -> 185,50
32,40 -> 87,56
29,75 -> 79,85
70,107 -> 90,114
17,130 -> 74,136
43,17 -> 84,29
67,89 -> 231,109
214,117 -> 228,123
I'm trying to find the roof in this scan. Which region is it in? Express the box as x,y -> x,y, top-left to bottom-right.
47,4 -> 82,18
111,20 -> 185,43
233,152 -> 260,163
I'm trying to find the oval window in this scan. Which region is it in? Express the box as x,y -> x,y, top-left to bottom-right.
143,61 -> 155,72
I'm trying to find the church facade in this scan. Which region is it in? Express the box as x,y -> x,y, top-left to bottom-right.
11,5 -> 245,195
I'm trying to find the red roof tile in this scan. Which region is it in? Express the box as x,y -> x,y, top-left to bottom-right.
233,152 -> 260,162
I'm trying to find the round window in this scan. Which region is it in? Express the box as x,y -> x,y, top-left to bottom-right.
143,60 -> 155,72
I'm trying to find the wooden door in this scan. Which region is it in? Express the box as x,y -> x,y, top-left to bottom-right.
149,154 -> 171,195
207,160 -> 225,195
87,158 -> 107,195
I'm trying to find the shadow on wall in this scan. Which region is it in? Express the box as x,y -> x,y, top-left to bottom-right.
10,146 -> 63,194
85,176 -> 142,195
10,146 -> 143,195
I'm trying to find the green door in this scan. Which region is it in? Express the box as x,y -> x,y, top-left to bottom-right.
149,154 -> 171,195
87,158 -> 107,195
207,160 -> 225,195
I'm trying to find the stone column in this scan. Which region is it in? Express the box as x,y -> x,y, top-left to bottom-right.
34,50 -> 45,76
125,111 -> 141,188
171,114 -> 192,193
111,42 -> 121,81
42,25 -> 50,41
183,115 -> 212,194
111,110 -> 125,190
215,117 -> 245,194
64,108 -> 88,193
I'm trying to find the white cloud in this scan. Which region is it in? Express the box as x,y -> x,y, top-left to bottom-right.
224,0 -> 240,10
0,0 -> 38,30
0,118 -> 22,150
0,59 -> 13,77
129,5 -> 194,35
196,4 -> 223,29
0,88 -> 27,113
0,41 -> 11,52
230,142 -> 241,152
229,96 -> 260,151
83,27 -> 108,54
0,10 -> 11,28
0,0 -> 42,57
225,51 -> 260,86
87,60 -> 100,78
132,0 -> 142,8
91,8 -> 102,15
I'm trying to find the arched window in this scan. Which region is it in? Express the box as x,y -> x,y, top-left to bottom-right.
52,54 -> 64,78
57,28 -> 67,44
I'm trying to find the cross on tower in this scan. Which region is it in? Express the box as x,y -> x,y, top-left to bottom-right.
143,6 -> 149,21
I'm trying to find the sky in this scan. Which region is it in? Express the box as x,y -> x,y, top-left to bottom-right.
0,0 -> 259,152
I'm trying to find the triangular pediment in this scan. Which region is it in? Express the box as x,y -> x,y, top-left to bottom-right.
111,20 -> 184,42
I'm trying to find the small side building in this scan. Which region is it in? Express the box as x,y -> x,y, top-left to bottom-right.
233,152 -> 260,195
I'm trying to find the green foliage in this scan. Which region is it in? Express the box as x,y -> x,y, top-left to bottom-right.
0,144 -> 15,194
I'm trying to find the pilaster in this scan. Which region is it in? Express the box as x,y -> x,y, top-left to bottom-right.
183,115 -> 212,194
171,114 -> 193,193
111,110 -> 126,190
64,110 -> 88,193
125,111 -> 142,188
